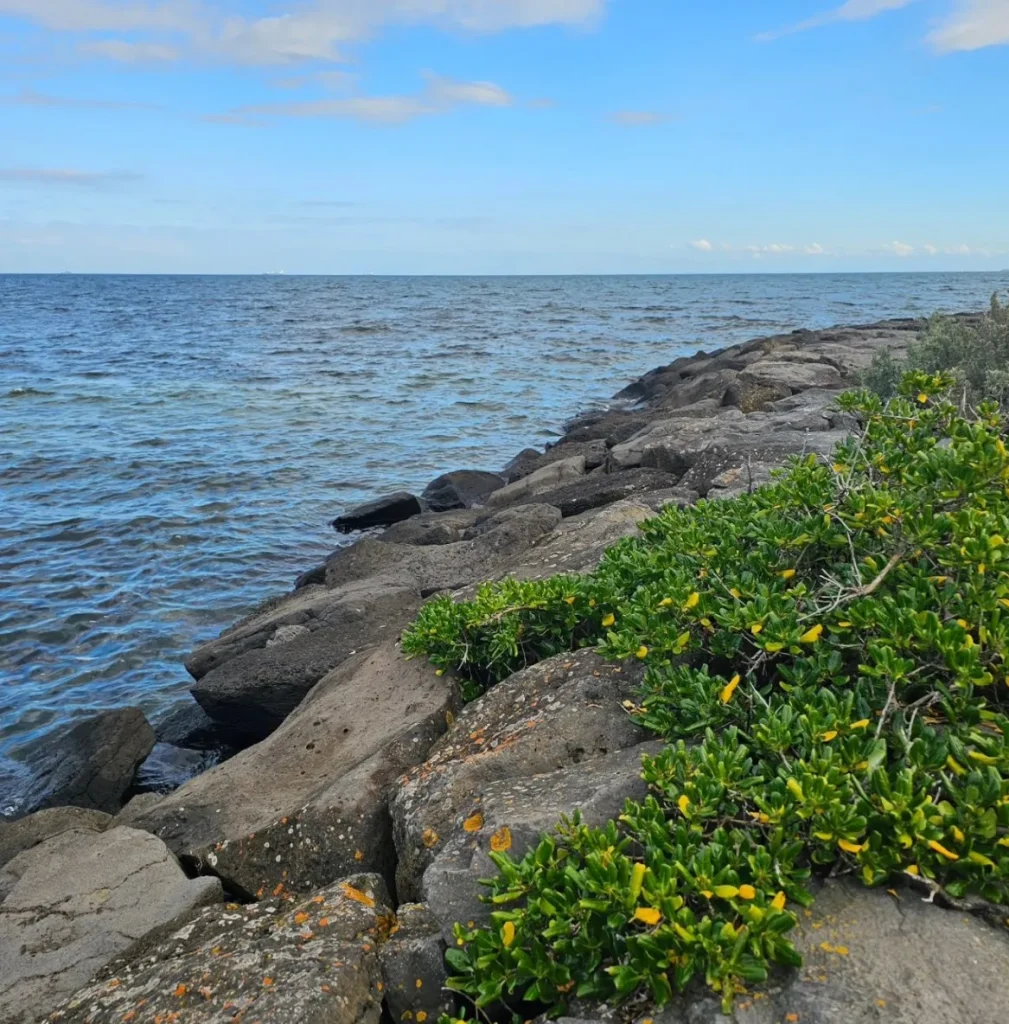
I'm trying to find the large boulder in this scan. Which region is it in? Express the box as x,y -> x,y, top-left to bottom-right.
0,825 -> 221,1024
393,649 -> 651,902
563,879 -> 1009,1024
0,806 -> 111,870
333,491 -> 423,533
486,455 -> 586,507
16,709 -> 155,816
421,742 -> 662,943
529,468 -> 681,518
736,357 -> 843,395
190,578 -> 422,743
379,902 -> 453,1024
129,644 -> 458,900
45,873 -> 391,1024
422,469 -> 507,511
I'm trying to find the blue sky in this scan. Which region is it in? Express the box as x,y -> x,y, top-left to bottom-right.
1,0 -> 1008,273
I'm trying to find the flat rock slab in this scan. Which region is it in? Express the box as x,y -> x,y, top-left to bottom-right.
0,825 -> 221,1024
565,878 -> 1009,1024
420,742 -> 662,943
45,873 -> 392,1024
130,644 -> 457,900
0,806 -> 111,870
15,709 -> 155,816
393,648 -> 650,902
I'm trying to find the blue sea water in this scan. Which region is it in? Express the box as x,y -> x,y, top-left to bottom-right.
2,272 -> 1007,809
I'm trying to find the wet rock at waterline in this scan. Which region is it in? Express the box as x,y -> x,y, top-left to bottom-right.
333,491 -> 424,533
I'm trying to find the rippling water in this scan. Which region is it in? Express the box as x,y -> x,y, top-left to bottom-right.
2,272 -> 1007,805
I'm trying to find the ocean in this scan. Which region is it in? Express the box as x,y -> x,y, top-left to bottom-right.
2,271 -> 1007,810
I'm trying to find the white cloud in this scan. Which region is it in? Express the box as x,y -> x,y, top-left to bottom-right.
882,240 -> 916,256
79,40 -> 182,62
758,0 -> 919,42
689,239 -> 713,251
946,243 -> 972,254
924,243 -> 939,255
232,73 -> 513,124
805,242 -> 828,255
0,88 -> 158,109
0,0 -> 608,65
609,110 -> 673,126
929,0 -> 1009,51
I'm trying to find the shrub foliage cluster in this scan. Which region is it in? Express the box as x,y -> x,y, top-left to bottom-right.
863,293 -> 1009,402
402,371 -> 1009,1014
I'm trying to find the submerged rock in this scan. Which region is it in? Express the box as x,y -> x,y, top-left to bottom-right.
333,491 -> 423,533
0,825 -> 220,1024
46,873 -> 391,1024
16,708 -> 155,817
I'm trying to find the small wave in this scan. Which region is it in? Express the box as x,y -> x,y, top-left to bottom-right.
5,387 -> 54,398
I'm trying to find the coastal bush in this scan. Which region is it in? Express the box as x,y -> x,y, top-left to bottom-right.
863,293 -> 1009,401
404,370 -> 1009,1015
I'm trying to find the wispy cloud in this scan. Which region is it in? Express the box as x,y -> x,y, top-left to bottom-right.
0,88 -> 158,110
0,167 -> 142,188
608,110 -> 674,126
758,0 -> 920,42
78,39 -> 181,62
928,0 -> 1009,51
689,239 -> 713,251
688,239 -> 832,257
880,240 -> 916,256
0,0 -> 609,66
228,72 -> 514,124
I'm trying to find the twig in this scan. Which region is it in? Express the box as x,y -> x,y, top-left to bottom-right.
904,873 -> 1009,931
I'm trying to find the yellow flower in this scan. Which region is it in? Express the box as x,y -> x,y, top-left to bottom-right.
677,794 -> 691,816
658,597 -> 673,608
781,569 -> 796,580
729,588 -> 742,599
928,839 -> 959,861
683,591 -> 700,610
700,890 -> 713,899
838,839 -> 866,854
799,624 -> 823,644
738,885 -> 756,900
636,646 -> 649,660
832,463 -> 847,473
770,891 -> 786,911
822,730 -> 838,742
720,674 -> 741,704
564,595 -> 576,605
850,719 -> 870,730
905,864 -> 920,876
633,907 -> 661,926
501,921 -> 516,947
952,826 -> 965,844
601,613 -> 615,628
750,622 -> 764,635
917,392 -> 929,404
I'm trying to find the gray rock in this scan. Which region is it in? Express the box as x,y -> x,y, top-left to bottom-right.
0,825 -> 221,1024
379,508 -> 485,546
566,879 -> 1009,1024
333,491 -> 423,533
154,699 -> 231,751
421,742 -> 662,943
527,468 -> 681,518
379,902 -> 453,1024
393,649 -> 650,902
0,807 -> 112,870
45,873 -> 391,1024
16,709 -> 155,816
129,644 -> 458,900
510,440 -> 610,482
190,578 -> 422,742
561,410 -> 651,447
737,358 -> 843,394
422,469 -> 507,511
486,455 -> 586,507
652,369 -> 740,413
113,791 -> 163,827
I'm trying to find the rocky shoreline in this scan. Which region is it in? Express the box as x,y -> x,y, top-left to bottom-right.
5,312 -> 1009,1023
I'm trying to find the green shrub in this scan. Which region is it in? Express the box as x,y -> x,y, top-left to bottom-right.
406,371 -> 1009,1015
864,293 -> 1009,401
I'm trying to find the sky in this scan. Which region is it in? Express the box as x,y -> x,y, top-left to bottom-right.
1,0 -> 1008,274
